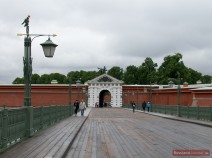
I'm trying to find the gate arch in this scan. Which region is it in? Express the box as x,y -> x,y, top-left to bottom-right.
99,90 -> 111,107
87,74 -> 123,107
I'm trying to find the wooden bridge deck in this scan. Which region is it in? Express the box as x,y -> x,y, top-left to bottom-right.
1,108 -> 211,158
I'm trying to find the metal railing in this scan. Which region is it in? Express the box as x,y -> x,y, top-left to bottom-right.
0,105 -> 73,153
122,104 -> 212,122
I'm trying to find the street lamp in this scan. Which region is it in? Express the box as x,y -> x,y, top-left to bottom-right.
18,16 -> 58,107
177,72 -> 181,117
82,87 -> 87,107
18,16 -> 58,136
76,79 -> 81,101
69,77 -> 72,106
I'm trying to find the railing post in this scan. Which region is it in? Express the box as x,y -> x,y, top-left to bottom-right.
2,108 -> 8,148
187,106 -> 189,118
40,106 -> 43,129
26,106 -> 34,137
49,106 -> 51,125
164,105 -> 166,114
70,105 -> 73,116
197,106 -> 199,120
177,105 -> 180,117
210,105 -> 212,121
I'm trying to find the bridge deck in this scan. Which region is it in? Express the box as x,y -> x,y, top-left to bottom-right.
1,108 -> 211,158
66,108 -> 212,158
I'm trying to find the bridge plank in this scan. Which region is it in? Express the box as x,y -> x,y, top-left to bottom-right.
1,108 -> 212,158
65,108 -> 212,158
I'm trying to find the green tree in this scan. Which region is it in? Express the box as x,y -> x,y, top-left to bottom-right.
183,68 -> 202,84
108,66 -> 123,80
157,53 -> 187,84
31,74 -> 40,84
49,73 -> 67,84
12,77 -> 24,84
67,71 -> 82,84
123,65 -> 138,84
138,57 -> 158,84
81,71 -> 98,83
38,74 -> 51,84
201,75 -> 212,84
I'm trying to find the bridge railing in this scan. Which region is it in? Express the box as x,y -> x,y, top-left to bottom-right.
0,105 -> 73,153
122,104 -> 212,122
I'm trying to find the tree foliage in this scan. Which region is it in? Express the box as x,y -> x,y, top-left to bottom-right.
12,53 -> 211,85
157,53 -> 187,84
138,57 -> 158,84
123,65 -> 138,84
108,66 -> 123,80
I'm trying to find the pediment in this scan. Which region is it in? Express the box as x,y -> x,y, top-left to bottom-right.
87,74 -> 123,84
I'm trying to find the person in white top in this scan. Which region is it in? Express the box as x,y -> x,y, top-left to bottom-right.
79,99 -> 86,116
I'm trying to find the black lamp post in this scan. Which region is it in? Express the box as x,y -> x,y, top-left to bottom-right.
76,79 -> 81,101
177,72 -> 181,117
82,87 -> 88,107
18,16 -> 58,137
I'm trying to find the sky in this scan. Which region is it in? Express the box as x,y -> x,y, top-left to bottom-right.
0,0 -> 212,84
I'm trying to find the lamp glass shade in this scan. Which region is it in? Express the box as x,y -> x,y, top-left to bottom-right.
40,38 -> 58,57
76,79 -> 81,86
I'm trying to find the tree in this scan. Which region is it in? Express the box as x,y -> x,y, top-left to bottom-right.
123,65 -> 138,84
201,75 -> 212,84
12,77 -> 24,84
183,68 -> 202,84
31,74 -> 40,84
80,71 -> 98,83
138,57 -> 158,84
108,66 -> 123,80
157,53 -> 187,84
38,74 -> 51,84
49,73 -> 67,84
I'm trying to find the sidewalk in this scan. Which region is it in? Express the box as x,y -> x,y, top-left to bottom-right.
124,108 -> 212,128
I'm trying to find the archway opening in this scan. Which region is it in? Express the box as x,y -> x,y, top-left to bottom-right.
99,90 -> 111,107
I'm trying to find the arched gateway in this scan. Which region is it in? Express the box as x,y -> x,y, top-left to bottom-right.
87,74 -> 123,107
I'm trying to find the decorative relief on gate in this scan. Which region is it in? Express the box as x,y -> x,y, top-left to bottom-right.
97,76 -> 113,82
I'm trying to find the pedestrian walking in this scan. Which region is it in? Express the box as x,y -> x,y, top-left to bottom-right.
146,102 -> 151,112
73,100 -> 79,116
142,101 -> 146,112
79,99 -> 86,116
132,101 -> 136,113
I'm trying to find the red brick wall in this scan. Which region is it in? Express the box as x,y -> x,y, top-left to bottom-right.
0,85 -> 212,107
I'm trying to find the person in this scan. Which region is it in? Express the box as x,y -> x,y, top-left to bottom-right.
79,99 -> 86,116
146,102 -> 151,112
131,101 -> 136,113
95,102 -> 99,108
142,101 -> 146,112
73,100 -> 79,116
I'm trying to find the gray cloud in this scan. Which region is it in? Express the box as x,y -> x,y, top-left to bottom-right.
0,0 -> 212,83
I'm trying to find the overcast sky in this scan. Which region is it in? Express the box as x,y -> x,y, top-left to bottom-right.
0,0 -> 212,84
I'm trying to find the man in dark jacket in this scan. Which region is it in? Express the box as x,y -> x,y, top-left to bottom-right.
142,101 -> 146,112
74,100 -> 79,116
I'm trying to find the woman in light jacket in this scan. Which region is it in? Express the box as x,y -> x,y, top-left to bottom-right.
79,99 -> 86,116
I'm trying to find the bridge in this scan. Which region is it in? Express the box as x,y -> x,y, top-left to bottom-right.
0,107 -> 211,158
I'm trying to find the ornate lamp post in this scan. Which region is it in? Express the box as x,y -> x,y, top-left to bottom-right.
69,77 -> 72,106
76,79 -> 81,101
18,16 -> 58,136
82,87 -> 88,107
177,72 -> 181,116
